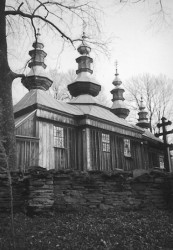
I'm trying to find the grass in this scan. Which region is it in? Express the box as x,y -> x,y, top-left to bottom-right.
0,208 -> 173,250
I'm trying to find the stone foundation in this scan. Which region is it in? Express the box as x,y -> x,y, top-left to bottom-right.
0,172 -> 28,212
0,167 -> 173,213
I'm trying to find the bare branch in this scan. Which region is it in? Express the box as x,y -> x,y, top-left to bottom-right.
9,71 -> 25,80
124,73 -> 173,133
5,9 -> 74,44
17,2 -> 24,11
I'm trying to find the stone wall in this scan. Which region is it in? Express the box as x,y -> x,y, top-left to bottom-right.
0,167 -> 173,213
53,170 -> 170,210
27,167 -> 54,213
168,174 -> 173,209
0,172 -> 28,212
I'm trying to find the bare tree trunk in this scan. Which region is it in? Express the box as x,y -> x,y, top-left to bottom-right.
0,3 -> 16,249
0,0 -> 17,170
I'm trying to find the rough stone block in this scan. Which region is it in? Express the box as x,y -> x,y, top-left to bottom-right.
64,196 -> 79,204
99,204 -> 113,210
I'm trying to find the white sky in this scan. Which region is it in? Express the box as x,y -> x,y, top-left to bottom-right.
11,0 -> 173,104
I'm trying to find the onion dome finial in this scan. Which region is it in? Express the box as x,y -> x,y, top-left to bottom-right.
139,96 -> 145,110
67,31 -> 101,97
112,60 -> 122,87
77,32 -> 91,55
115,60 -> 118,75
33,28 -> 44,50
110,61 -> 130,119
136,95 -> 150,129
22,28 -> 53,91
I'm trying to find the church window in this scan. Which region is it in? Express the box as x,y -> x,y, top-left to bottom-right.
102,133 -> 110,152
159,155 -> 164,169
54,126 -> 64,148
124,139 -> 131,157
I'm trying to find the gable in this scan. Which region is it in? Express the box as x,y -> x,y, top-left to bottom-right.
15,110 -> 36,137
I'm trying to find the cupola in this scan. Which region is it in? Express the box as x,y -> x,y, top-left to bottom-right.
68,32 -> 101,97
136,96 -> 150,129
22,29 -> 53,91
110,62 -> 129,119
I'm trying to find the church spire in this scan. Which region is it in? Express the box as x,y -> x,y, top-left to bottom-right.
22,29 -> 52,91
110,62 -> 129,119
136,96 -> 150,129
68,32 -> 101,97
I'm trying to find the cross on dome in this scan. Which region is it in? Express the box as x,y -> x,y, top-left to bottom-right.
77,30 -> 91,55
139,95 -> 145,110
37,28 -> 40,36
115,60 -> 119,76
82,31 -> 87,43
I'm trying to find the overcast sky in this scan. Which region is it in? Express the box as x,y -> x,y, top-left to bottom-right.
11,0 -> 173,103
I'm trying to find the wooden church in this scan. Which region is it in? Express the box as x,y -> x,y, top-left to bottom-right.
14,31 -> 165,172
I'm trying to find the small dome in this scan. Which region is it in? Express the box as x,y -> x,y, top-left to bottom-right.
110,61 -> 129,119
33,28 -> 44,49
68,31 -> 101,97
139,96 -> 146,110
77,32 -> 91,55
23,29 -> 53,91
136,96 -> 150,129
112,61 -> 122,87
112,75 -> 122,87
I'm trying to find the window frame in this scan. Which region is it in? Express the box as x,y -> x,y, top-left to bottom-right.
124,138 -> 131,157
53,126 -> 65,148
159,155 -> 164,169
102,133 -> 110,153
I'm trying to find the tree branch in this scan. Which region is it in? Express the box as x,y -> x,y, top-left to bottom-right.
5,10 -> 74,44
17,2 -> 24,12
8,71 -> 25,81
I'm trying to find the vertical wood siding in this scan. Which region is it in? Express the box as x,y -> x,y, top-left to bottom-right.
38,120 -> 77,170
15,113 -> 36,137
76,129 -> 83,171
38,121 -> 54,169
16,136 -> 39,172
148,148 -> 163,169
89,128 -> 148,171
15,114 -> 164,171
90,129 -> 112,171
15,113 -> 38,172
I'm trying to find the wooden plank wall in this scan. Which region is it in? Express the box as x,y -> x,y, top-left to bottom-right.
15,113 -> 38,172
143,144 -> 150,169
90,128 -> 144,171
76,129 -> 83,171
148,148 -> 163,169
54,127 -> 77,170
37,121 -> 54,169
15,114 -> 36,137
16,136 -> 39,172
15,113 -> 163,171
37,120 -> 77,170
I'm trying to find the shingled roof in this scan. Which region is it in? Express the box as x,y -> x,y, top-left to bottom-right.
14,89 -> 163,144
14,89 -> 83,116
14,90 -> 138,131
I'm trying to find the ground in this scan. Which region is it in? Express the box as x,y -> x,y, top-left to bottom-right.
0,208 -> 173,250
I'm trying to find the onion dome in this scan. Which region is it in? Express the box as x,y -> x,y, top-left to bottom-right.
110,62 -> 129,119
22,29 -> 53,91
68,32 -> 101,97
77,32 -> 91,56
136,96 -> 150,129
